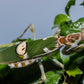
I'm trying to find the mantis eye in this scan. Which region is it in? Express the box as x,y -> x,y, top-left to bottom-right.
16,41 -> 27,55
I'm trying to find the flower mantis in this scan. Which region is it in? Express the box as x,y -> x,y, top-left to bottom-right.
0,24 -> 84,82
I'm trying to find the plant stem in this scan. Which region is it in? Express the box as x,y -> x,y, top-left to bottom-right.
38,59 -> 46,81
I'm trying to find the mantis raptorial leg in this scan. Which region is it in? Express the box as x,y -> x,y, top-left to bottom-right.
38,59 -> 46,81
16,24 -> 32,40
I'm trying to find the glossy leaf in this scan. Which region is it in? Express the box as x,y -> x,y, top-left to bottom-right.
44,71 -> 62,84
60,17 -> 84,36
60,47 -> 70,65
65,0 -> 76,16
35,71 -> 62,84
52,14 -> 71,29
66,67 -> 83,77
60,54 -> 70,65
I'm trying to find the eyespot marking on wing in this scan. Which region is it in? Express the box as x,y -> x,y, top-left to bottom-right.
16,41 -> 27,55
16,41 -> 28,59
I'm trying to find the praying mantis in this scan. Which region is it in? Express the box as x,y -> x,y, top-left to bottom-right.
0,24 -> 84,83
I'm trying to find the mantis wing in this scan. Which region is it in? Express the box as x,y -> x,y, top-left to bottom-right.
0,36 -> 57,64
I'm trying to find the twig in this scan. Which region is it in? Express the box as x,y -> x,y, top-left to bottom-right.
38,59 -> 46,81
63,72 -> 67,84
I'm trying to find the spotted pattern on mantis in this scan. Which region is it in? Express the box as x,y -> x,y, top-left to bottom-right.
57,32 -> 81,47
8,59 -> 36,68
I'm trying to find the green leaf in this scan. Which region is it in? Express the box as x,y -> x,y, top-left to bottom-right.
80,1 -> 84,6
60,51 -> 70,65
54,14 -> 71,25
44,71 -> 62,84
52,14 -> 71,29
65,0 -> 76,16
57,46 -> 70,65
61,55 -> 70,65
33,71 -> 62,84
60,17 -> 84,36
66,67 -> 83,77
